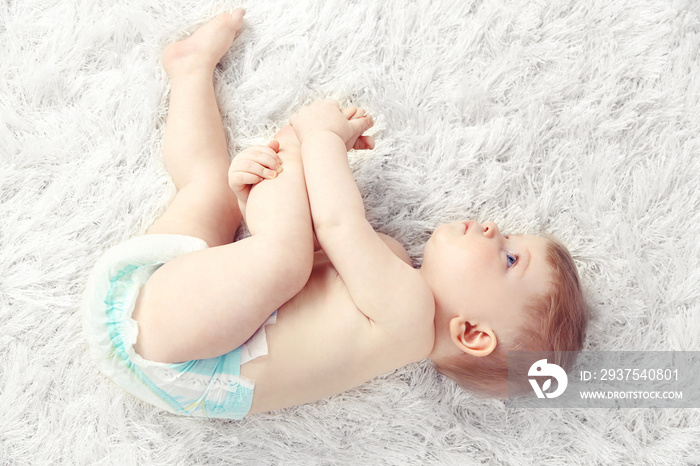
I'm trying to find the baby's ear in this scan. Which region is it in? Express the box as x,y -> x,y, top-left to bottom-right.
449,317 -> 497,357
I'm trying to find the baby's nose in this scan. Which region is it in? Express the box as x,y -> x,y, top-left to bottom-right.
482,222 -> 500,238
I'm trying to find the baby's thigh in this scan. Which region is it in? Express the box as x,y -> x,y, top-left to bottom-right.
132,236 -> 305,364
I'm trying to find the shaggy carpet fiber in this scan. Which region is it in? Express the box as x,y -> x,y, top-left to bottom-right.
1,0 -> 699,464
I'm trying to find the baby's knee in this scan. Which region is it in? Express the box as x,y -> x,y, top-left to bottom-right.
273,124 -> 299,146
275,125 -> 299,145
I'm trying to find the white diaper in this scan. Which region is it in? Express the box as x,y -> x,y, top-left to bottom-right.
82,233 -> 275,419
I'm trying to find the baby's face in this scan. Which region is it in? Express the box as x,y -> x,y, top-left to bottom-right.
421,221 -> 552,338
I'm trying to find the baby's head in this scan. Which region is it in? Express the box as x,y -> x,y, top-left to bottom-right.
421,220 -> 588,397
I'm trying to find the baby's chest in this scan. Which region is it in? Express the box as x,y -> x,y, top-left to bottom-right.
275,255 -> 369,361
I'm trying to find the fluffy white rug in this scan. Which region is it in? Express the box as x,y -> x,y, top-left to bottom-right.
1,0 -> 699,464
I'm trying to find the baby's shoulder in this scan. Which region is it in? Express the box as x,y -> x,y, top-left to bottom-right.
309,230 -> 433,362
359,233 -> 434,359
376,232 -> 412,266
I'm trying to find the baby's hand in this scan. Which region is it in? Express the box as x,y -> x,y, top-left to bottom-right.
228,140 -> 283,211
290,99 -> 375,151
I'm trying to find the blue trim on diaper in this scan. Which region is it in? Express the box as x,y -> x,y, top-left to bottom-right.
104,264 -> 186,414
173,347 -> 241,377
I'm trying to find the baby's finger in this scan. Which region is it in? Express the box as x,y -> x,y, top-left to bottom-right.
246,158 -> 280,179
353,135 -> 375,151
267,139 -> 280,153
348,114 -> 374,136
251,150 -> 283,174
255,145 -> 283,168
229,171 -> 263,192
237,146 -> 281,172
341,106 -> 358,119
232,155 -> 280,179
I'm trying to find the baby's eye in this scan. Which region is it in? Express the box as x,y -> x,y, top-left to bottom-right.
507,253 -> 518,268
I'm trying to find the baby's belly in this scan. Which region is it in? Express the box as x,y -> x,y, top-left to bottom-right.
239,254 -> 385,414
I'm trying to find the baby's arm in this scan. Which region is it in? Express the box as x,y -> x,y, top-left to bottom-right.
290,101 -> 433,326
290,101 -> 371,230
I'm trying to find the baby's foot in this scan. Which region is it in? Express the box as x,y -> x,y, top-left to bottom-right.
341,106 -> 375,151
162,9 -> 245,79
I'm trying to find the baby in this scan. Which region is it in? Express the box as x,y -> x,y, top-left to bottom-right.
82,10 -> 588,419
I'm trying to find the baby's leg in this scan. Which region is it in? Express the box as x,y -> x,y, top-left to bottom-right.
146,11 -> 244,245
133,11 -> 313,363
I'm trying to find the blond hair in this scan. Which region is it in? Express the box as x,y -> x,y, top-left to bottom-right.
434,236 -> 588,398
